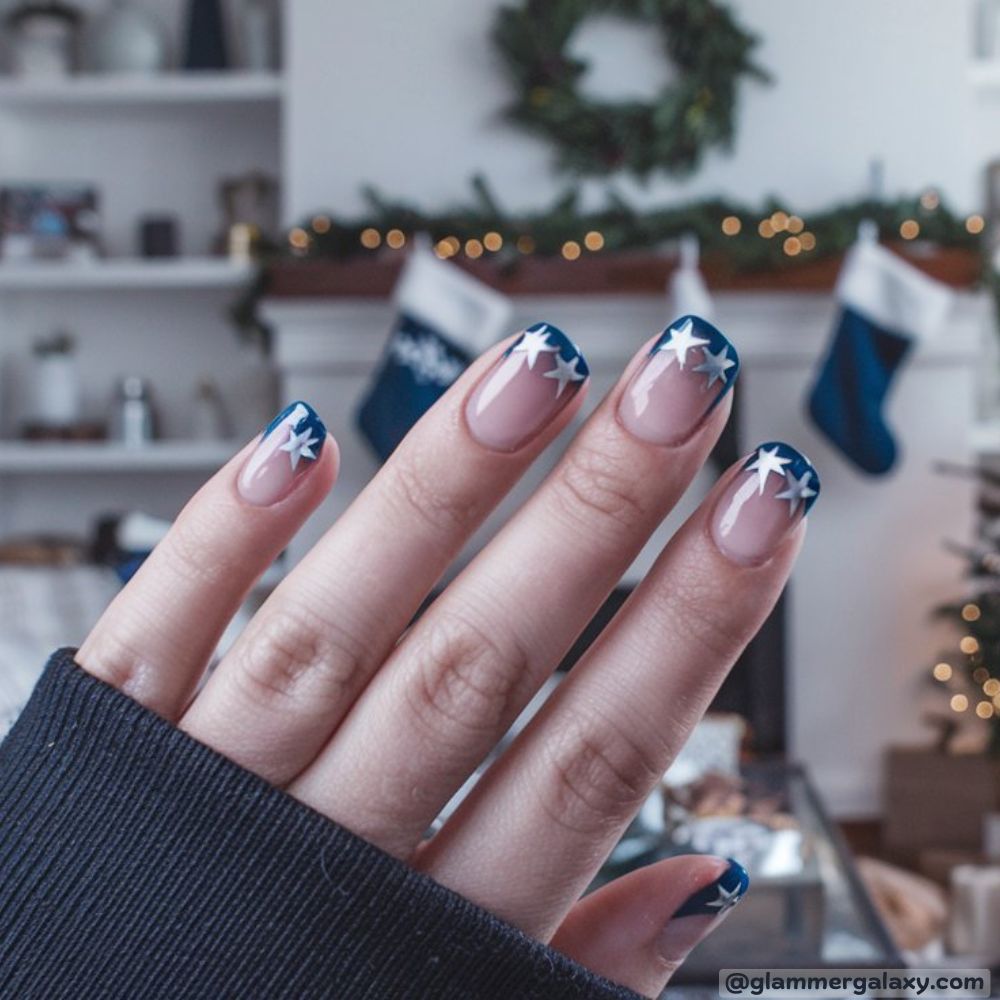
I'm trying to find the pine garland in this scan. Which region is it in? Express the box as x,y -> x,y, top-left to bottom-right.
283,178 -> 981,271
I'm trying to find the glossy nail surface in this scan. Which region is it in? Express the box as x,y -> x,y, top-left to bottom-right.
619,315 -> 739,446
711,442 -> 820,565
659,859 -> 749,961
465,322 -> 588,452
238,401 -> 327,507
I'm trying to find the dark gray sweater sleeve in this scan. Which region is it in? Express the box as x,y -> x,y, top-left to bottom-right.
0,649 -> 642,1000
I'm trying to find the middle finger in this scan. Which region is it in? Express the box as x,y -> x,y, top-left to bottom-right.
290,316 -> 739,857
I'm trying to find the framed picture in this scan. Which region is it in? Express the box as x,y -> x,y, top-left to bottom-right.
0,184 -> 101,261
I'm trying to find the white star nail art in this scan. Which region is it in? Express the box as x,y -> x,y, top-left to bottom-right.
511,327 -> 559,369
692,344 -> 736,388
656,318 -> 710,369
746,445 -> 792,494
705,882 -> 744,912
775,469 -> 818,517
543,353 -> 586,398
280,426 -> 320,470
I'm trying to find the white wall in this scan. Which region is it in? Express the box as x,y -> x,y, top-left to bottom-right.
286,0 -> 986,221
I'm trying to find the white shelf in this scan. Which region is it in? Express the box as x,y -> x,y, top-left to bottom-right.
0,72 -> 283,108
0,258 -> 255,290
0,441 -> 235,473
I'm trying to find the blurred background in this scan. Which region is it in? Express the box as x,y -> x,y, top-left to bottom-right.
1,0 -> 1000,991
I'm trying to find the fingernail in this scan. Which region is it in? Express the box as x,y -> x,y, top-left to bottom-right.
238,401 -> 327,506
465,322 -> 589,452
710,441 -> 820,565
619,315 -> 739,445
659,859 -> 749,962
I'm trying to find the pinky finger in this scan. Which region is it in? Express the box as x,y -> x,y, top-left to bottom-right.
549,856 -> 748,998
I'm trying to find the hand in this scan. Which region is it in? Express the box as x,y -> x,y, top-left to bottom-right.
77,318 -> 817,997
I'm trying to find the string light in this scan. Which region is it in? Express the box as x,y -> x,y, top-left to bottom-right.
961,635 -> 981,655
360,227 -> 381,249
977,700 -> 994,719
311,215 -> 331,234
984,678 -> 1000,697
434,238 -> 458,259
721,216 -> 741,236
951,693 -> 969,712
967,214 -> 986,235
483,231 -> 503,252
386,229 -> 406,250
757,219 -> 775,239
933,662 -> 953,682
920,190 -> 940,211
963,603 -> 982,622
516,235 -> 536,254
584,230 -> 605,251
288,227 -> 310,250
900,219 -> 920,240
561,240 -> 581,260
783,236 -> 802,257
787,215 -> 804,234
464,238 -> 484,259
800,232 -> 816,251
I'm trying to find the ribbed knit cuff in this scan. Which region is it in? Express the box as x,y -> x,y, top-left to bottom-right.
0,649 -> 642,1000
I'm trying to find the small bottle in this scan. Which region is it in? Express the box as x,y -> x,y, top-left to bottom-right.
110,376 -> 156,448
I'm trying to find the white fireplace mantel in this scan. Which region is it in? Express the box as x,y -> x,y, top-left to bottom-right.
262,289 -> 988,817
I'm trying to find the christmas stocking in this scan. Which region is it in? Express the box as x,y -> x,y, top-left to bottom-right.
807,238 -> 953,475
357,241 -> 511,461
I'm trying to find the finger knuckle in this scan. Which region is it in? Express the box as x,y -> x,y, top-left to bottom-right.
553,435 -> 649,536
385,450 -> 480,535
233,604 -> 368,710
538,709 -> 664,837
654,570 -> 750,665
406,610 -> 530,745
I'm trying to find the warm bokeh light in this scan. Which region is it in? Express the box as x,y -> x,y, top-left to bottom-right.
721,215 -> 741,236
933,662 -> 953,682
584,230 -> 605,251
483,231 -> 503,252
800,231 -> 816,251
758,219 -> 775,238
288,227 -> 309,250
920,190 -> 940,211
783,236 -> 802,256
900,219 -> 920,240
434,239 -> 457,259
311,215 -> 331,234
464,238 -> 484,259
961,635 -> 981,655
974,666 -> 990,684
966,214 -> 986,235
984,678 -> 1000,697
360,227 -> 381,249
516,235 -> 536,254
561,240 -> 581,260
977,700 -> 994,719
770,211 -> 789,231
787,215 -> 804,234
386,229 -> 406,250
963,603 -> 982,622
951,694 -> 969,712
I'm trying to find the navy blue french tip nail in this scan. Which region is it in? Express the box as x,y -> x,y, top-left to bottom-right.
653,314 -> 740,407
262,400 -> 327,442
673,859 -> 750,918
743,441 -> 821,517
504,321 -> 590,380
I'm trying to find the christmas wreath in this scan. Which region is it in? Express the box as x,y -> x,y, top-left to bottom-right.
493,0 -> 770,178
